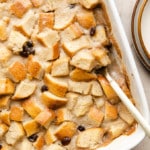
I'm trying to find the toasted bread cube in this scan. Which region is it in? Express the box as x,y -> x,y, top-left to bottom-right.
76,9 -> 96,29
31,0 -> 43,7
12,80 -> 36,100
91,25 -> 108,46
0,78 -> 15,96
56,108 -> 72,124
37,28 -> 60,48
23,120 -> 40,136
68,79 -> 92,95
5,122 -> 25,145
70,50 -> 96,71
70,68 -> 96,81
61,23 -> 83,42
0,20 -> 8,41
0,45 -> 12,63
104,101 -> 118,121
63,36 -> 91,57
118,103 -> 135,125
77,128 -> 105,149
51,57 -> 70,77
0,96 -> 10,109
73,95 -> 93,117
10,0 -> 32,18
54,5 -> 75,30
54,121 -> 76,139
7,61 -> 26,82
98,75 -> 120,104
44,126 -> 57,145
0,110 -> 10,125
0,123 -> 8,137
7,30 -> 27,53
26,56 -> 44,80
44,74 -> 68,97
87,106 -> 104,126
35,109 -> 55,127
41,91 -> 68,109
38,13 -> 54,31
92,48 -> 111,67
10,105 -> 24,122
33,134 -> 45,150
79,0 -> 99,9
15,10 -> 37,37
44,144 -> 66,150
91,80 -> 103,97
22,98 -> 41,118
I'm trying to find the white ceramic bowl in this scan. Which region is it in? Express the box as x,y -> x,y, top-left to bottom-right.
97,1 -> 149,150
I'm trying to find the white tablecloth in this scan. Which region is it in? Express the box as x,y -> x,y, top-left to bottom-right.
114,0 -> 150,149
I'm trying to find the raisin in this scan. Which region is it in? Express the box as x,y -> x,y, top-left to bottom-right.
61,137 -> 71,146
105,42 -> 112,50
41,85 -> 48,92
26,40 -> 34,48
19,51 -> 29,58
77,125 -> 85,131
28,134 -> 38,142
0,144 -> 2,149
90,27 -> 96,36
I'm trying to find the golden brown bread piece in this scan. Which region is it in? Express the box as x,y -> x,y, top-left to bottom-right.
0,20 -> 8,41
0,123 -> 8,137
0,110 -> 10,126
33,134 -> 45,150
31,0 -> 43,7
0,96 -> 10,109
79,0 -> 100,9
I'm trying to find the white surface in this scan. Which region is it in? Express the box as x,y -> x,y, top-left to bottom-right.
114,0 -> 150,150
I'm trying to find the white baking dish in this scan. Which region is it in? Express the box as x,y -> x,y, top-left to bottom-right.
97,1 -> 150,150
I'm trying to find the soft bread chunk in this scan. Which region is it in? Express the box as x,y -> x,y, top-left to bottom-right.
79,0 -> 99,9
5,122 -> 25,145
0,123 -> 8,137
26,56 -> 44,80
31,0 -> 43,7
0,96 -> 10,109
0,45 -> 11,63
73,95 -> 93,117
35,109 -> 55,127
41,91 -> 68,109
15,10 -> 36,37
37,28 -> 60,48
92,48 -> 111,67
70,68 -> 97,81
94,96 -> 105,109
12,80 -> 36,100
98,75 -> 120,104
44,74 -> 68,97
63,36 -> 91,57
61,23 -> 83,42
54,121 -> 76,139
0,20 -> 8,41
15,138 -> 34,150
91,80 -> 103,96
33,134 -> 45,150
103,118 -> 128,139
88,106 -> 104,127
7,61 -> 26,82
22,98 -> 41,118
0,110 -> 10,125
44,125 -> 57,145
118,103 -> 134,125
23,120 -> 39,136
104,101 -> 118,121
7,30 -> 27,53
70,49 -> 96,71
68,79 -> 92,95
56,108 -> 72,124
76,8 -> 96,29
77,128 -> 105,149
10,0 -> 32,18
51,57 -> 70,77
66,92 -> 78,110
44,144 -> 66,150
54,5 -> 76,30
10,105 -> 24,121
0,78 -> 15,95
91,25 -> 108,46
38,12 -> 54,31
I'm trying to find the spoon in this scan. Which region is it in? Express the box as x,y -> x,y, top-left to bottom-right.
105,69 -> 150,138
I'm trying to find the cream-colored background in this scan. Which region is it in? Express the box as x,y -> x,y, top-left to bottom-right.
114,0 -> 150,150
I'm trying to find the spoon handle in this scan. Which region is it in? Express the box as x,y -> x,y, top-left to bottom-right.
105,71 -> 150,138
